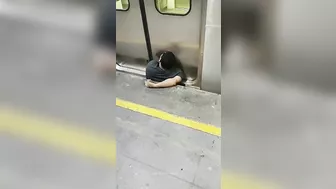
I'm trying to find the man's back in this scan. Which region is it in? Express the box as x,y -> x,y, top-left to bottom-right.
145,60 -> 183,82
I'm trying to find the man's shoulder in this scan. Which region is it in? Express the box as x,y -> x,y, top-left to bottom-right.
148,60 -> 158,66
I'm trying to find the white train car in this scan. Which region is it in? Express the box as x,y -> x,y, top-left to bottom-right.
116,0 -> 221,93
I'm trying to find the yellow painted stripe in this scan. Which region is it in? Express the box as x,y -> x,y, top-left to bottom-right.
222,171 -> 281,189
0,106 -> 280,188
116,98 -> 221,137
0,107 -> 116,165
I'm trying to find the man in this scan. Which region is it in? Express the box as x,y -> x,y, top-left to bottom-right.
145,51 -> 185,88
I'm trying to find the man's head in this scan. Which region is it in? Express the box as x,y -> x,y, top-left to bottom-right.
159,51 -> 176,69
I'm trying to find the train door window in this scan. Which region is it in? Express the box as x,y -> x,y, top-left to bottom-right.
116,0 -> 130,11
154,0 -> 191,16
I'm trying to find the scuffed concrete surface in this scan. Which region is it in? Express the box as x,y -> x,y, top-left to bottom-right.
116,72 -> 221,128
116,108 -> 220,189
116,72 -> 221,189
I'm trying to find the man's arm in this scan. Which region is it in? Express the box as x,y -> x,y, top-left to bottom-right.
145,76 -> 182,88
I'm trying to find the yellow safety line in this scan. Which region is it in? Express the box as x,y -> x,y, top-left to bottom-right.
0,107 -> 116,165
116,98 -> 221,137
0,106 -> 280,188
222,172 -> 281,189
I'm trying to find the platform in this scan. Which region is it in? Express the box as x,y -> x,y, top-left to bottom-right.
0,9 -> 221,189
116,72 -> 221,189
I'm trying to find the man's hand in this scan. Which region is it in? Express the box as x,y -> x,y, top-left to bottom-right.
145,76 -> 182,88
145,79 -> 156,88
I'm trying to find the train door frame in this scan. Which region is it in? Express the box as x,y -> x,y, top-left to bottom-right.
196,0 -> 208,88
138,0 -> 153,61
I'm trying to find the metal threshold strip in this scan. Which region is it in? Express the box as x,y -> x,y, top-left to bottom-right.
116,62 -> 146,77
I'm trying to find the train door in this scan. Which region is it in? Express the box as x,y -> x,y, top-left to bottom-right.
145,0 -> 204,85
116,0 -> 205,86
116,0 -> 151,75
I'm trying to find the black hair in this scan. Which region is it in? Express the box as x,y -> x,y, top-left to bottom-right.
160,51 -> 176,69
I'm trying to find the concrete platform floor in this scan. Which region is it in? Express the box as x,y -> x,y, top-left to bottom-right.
116,72 -> 221,189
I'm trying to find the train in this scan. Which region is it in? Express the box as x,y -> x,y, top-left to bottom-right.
116,0 -> 221,94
